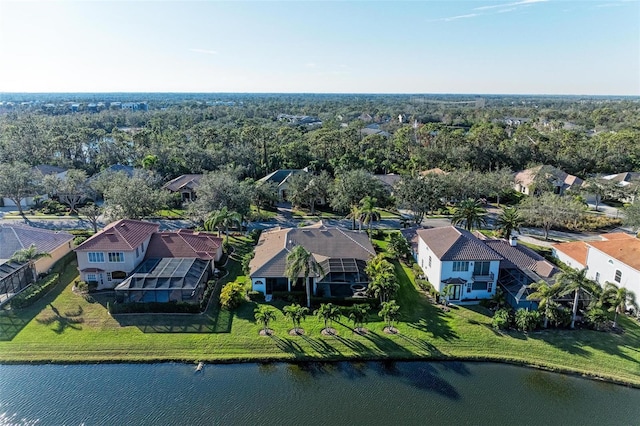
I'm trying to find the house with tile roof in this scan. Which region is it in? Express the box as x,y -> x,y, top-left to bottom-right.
75,219 -> 160,288
2,165 -> 68,208
514,165 -> 583,196
0,224 -> 74,275
249,222 -> 375,301
552,233 -> 640,297
162,174 -> 203,203
75,219 -> 223,299
416,226 -> 503,303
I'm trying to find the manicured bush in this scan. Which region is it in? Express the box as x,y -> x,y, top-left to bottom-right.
219,281 -> 246,309
110,301 -> 200,314
247,290 -> 265,302
492,308 -> 512,330
10,274 -> 60,309
584,307 -> 609,331
515,308 -> 541,332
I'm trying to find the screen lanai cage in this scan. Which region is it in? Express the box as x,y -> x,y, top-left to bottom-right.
115,257 -> 211,304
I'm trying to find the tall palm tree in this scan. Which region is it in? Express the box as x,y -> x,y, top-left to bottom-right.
527,280 -> 562,328
315,303 -> 341,334
602,282 -> 638,329
285,245 -> 324,308
365,255 -> 398,303
450,198 -> 487,231
283,303 -> 309,335
495,206 -> 523,238
254,305 -> 277,335
359,196 -> 380,238
556,268 -> 599,329
204,207 -> 241,245
347,203 -> 361,231
10,244 -> 51,282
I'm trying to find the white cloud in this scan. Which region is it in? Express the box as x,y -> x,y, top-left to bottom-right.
430,13 -> 480,22
474,0 -> 548,11
188,48 -> 218,55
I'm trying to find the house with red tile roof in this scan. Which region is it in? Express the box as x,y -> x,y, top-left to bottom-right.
75,219 -> 224,300
552,233 -> 640,297
75,219 -> 159,288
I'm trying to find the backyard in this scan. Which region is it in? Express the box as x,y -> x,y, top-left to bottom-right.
0,235 -> 639,387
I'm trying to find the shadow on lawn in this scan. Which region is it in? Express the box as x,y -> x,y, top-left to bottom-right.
0,273 -> 70,341
407,306 -> 459,342
35,303 -> 84,334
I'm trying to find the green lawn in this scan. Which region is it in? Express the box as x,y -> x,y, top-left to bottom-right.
1,236 -> 639,387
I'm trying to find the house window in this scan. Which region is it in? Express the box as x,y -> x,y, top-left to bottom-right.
472,282 -> 489,291
108,252 -> 125,263
466,283 -> 472,293
106,272 -> 112,282
615,270 -> 622,283
595,272 -> 600,283
88,252 -> 104,263
473,262 -> 490,276
452,261 -> 469,272
428,256 -> 432,267
487,282 -> 493,293
135,247 -> 139,258
87,273 -> 97,282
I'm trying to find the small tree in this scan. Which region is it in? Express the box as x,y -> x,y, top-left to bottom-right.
219,281 -> 246,309
283,303 -> 309,335
450,198 -> 487,231
602,282 -> 638,329
495,207 -> 523,239
10,244 -> 51,282
527,280 -> 562,328
254,305 -> 277,335
78,202 -> 103,233
379,300 -> 400,333
315,303 -> 341,335
348,304 -> 371,334
387,232 -> 412,263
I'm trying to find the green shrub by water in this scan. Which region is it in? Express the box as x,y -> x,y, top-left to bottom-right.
10,274 -> 60,309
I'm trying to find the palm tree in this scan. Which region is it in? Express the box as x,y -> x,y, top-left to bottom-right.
602,282 -> 638,329
495,207 -> 523,238
10,244 -> 51,282
365,255 -> 398,303
315,303 -> 341,334
285,245 -> 324,308
348,304 -> 370,334
347,203 -> 361,231
283,303 -> 309,335
204,207 -> 241,245
379,300 -> 400,332
450,198 -> 487,231
527,280 -> 562,328
556,268 -> 598,329
359,196 -> 380,238
254,305 -> 277,335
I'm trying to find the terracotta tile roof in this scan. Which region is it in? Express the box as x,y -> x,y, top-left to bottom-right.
600,233 -> 635,241
146,230 -> 222,261
588,238 -> 640,271
551,241 -> 588,267
0,224 -> 73,260
249,223 -> 375,278
485,239 -> 558,278
417,226 -> 503,261
163,174 -> 203,192
75,219 -> 159,252
514,165 -> 582,190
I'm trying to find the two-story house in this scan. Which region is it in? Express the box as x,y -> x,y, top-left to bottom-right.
416,226 -> 503,303
553,233 -> 640,297
75,219 -> 159,289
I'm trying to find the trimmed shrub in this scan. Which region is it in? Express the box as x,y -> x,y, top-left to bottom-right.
247,290 -> 265,302
515,308 -> 541,332
10,274 -> 60,309
492,308 -> 512,330
219,281 -> 246,309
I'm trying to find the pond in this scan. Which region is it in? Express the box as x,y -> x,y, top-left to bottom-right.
1,361 -> 638,425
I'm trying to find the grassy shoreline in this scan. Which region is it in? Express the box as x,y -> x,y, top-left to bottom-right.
1,237 -> 639,388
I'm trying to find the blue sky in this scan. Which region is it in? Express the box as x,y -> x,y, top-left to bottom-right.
0,0 -> 638,95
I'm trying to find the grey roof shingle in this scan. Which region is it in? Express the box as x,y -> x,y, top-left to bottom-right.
484,239 -> 558,278
163,174 -> 203,192
417,226 -> 503,261
249,222 -> 376,278
0,224 -> 73,260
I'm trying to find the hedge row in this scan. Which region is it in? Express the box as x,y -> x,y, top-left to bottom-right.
109,301 -> 201,314
10,274 -> 60,309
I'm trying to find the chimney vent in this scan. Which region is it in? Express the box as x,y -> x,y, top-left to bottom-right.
509,236 -> 518,247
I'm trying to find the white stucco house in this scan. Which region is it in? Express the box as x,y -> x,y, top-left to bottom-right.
552,233 -> 640,297
416,226 -> 503,303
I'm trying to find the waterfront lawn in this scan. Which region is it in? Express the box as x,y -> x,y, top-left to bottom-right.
1,236 -> 640,387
